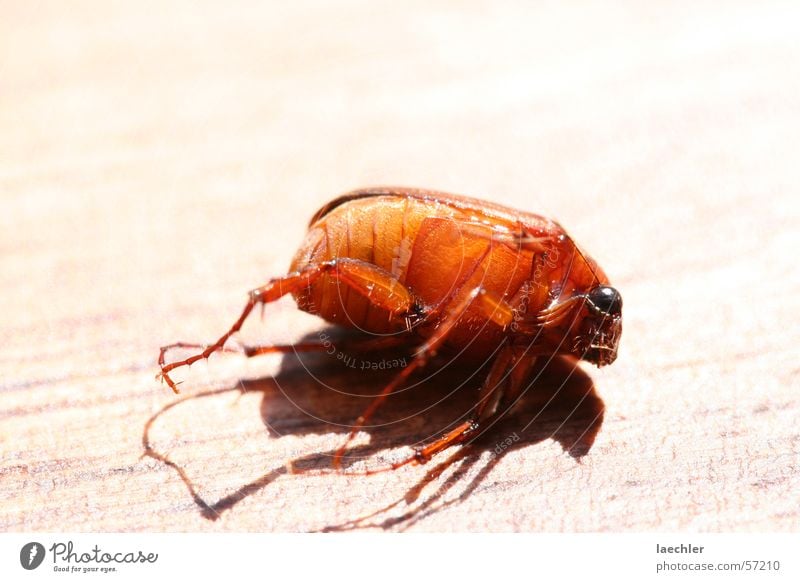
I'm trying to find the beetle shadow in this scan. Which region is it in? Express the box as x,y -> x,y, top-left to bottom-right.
312,349 -> 605,531
142,329 -> 604,528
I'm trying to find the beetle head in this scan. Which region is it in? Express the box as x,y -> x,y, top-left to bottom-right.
575,285 -> 622,367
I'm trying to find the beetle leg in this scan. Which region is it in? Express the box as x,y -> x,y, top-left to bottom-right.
158,259 -> 416,393
242,335 -> 412,357
511,220 -> 564,254
331,286 -> 517,470
159,335 -> 409,362
352,346 -> 539,475
537,294 -> 587,329
437,219 -> 556,255
409,343 -> 516,459
157,340 -> 331,367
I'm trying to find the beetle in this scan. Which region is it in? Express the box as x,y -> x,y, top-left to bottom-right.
158,187 -> 622,472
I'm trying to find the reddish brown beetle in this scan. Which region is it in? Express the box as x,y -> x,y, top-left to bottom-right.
158,187 -> 622,472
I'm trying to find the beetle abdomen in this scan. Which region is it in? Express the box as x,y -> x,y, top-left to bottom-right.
290,195 -> 536,345
290,196 -> 436,333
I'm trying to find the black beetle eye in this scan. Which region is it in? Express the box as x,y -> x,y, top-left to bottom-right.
587,285 -> 622,317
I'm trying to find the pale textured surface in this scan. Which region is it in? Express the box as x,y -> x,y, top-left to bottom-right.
2,0 -> 799,532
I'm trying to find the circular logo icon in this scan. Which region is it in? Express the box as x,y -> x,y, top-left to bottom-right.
20,542 -> 46,570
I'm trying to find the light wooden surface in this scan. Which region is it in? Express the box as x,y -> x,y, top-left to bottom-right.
2,0 -> 799,532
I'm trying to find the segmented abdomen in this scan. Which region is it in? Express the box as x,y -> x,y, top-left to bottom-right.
289,195 -> 541,349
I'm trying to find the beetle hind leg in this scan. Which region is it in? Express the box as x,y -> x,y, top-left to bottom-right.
157,340 -> 351,383
158,259 -> 416,393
